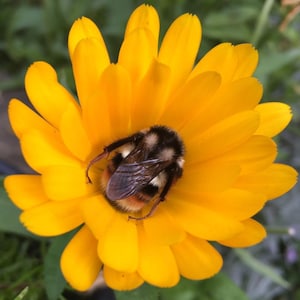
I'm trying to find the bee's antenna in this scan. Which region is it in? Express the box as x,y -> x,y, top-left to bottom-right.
85,151 -> 108,183
86,134 -> 143,184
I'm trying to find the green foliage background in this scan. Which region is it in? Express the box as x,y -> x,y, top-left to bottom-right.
0,0 -> 300,299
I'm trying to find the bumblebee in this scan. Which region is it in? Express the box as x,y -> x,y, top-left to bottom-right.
86,125 -> 185,220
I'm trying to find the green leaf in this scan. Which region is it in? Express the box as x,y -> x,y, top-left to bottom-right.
115,274 -> 248,300
204,6 -> 257,27
203,6 -> 257,41
103,0 -> 133,35
255,49 -> 300,80
44,232 -> 76,300
14,287 -> 29,300
204,26 -> 252,42
197,273 -> 249,300
234,248 -> 290,289
115,283 -> 160,300
160,274 -> 248,300
0,177 -> 32,236
159,277 -> 200,300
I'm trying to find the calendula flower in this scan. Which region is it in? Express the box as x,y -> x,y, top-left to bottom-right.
4,4 -> 297,292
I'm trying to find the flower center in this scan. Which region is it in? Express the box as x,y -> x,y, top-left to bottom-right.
87,125 -> 185,220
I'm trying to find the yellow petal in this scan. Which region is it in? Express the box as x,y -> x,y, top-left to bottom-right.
206,189 -> 266,219
207,78 -> 262,124
68,16 -> 108,60
25,61 -> 79,128
20,198 -> 84,236
255,102 -> 292,137
119,28 -> 157,83
4,175 -> 47,210
143,204 -> 186,245
82,195 -> 116,238
103,266 -> 144,291
168,197 -> 244,240
138,227 -> 179,287
189,43 -> 237,83
213,135 -> 277,175
20,130 -> 79,173
159,71 -> 221,129
122,4 -> 160,83
234,163 -> 297,200
174,188 -> 266,220
172,235 -> 222,280
72,38 -> 110,110
41,165 -> 97,201
182,78 -> 262,137
59,103 -> 92,161
61,226 -> 102,291
98,214 -> 139,273
8,99 -> 54,139
81,84 -> 112,149
131,59 -> 171,131
158,13 -> 201,90
99,64 -> 132,139
184,111 -> 260,163
232,44 -> 258,80
178,161 -> 240,193
125,4 -> 159,41
219,219 -> 266,247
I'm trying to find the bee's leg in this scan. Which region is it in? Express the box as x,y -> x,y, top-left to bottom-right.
86,132 -> 145,183
128,170 -> 176,221
128,197 -> 162,221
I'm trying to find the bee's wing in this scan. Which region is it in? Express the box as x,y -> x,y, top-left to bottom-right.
106,159 -> 169,200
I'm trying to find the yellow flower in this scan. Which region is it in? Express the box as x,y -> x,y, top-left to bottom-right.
4,4 -> 297,292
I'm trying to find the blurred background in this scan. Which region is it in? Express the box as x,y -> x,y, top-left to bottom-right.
0,0 -> 300,299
